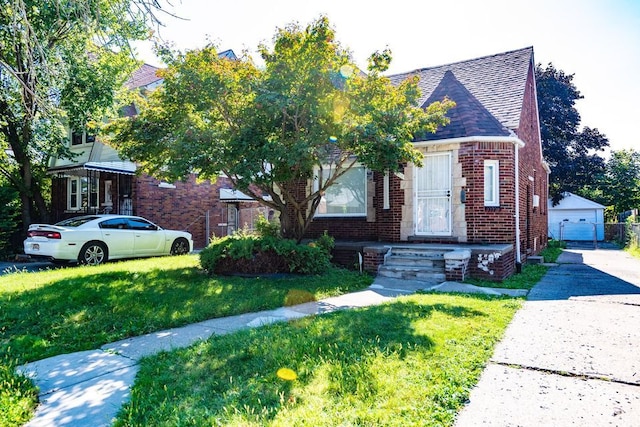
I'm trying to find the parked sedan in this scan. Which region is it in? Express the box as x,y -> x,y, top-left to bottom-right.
24,215 -> 193,266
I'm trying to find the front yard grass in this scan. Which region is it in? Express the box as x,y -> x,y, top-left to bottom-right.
115,293 -> 521,427
0,255 -> 372,426
465,263 -> 548,290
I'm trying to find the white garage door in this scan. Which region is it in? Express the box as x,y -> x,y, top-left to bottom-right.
548,209 -> 603,241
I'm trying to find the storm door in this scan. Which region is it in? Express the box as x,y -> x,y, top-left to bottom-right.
415,152 -> 452,236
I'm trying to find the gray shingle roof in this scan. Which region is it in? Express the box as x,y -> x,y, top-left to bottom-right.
125,63 -> 162,89
389,47 -> 533,132
418,70 -> 512,141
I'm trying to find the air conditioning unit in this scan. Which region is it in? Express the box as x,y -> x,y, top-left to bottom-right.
532,194 -> 540,208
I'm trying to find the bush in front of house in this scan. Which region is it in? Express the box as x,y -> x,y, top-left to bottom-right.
199,222 -> 335,275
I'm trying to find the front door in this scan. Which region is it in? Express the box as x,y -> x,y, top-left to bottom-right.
415,152 -> 452,236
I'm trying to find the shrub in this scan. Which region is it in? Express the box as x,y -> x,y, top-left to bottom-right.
254,216 -> 280,238
315,230 -> 335,256
199,233 -> 332,275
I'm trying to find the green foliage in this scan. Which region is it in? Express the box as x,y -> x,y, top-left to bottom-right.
0,0 -> 166,226
1,255 -> 371,423
315,230 -> 335,255
546,239 -> 567,249
109,16 -> 453,240
255,216 -> 281,238
199,233 -> 333,275
0,358 -> 38,427
0,179 -> 21,258
536,64 -> 609,204
465,264 -> 548,290
115,294 -> 520,426
602,149 -> 640,217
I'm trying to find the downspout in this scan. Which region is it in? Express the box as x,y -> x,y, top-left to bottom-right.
514,143 -> 522,271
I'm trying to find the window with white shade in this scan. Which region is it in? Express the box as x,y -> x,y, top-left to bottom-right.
484,160 -> 500,207
315,165 -> 367,217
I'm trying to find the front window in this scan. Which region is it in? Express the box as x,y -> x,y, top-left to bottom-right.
315,165 -> 367,217
68,177 -> 98,210
484,160 -> 500,207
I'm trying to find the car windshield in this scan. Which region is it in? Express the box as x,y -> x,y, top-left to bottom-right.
55,216 -> 100,227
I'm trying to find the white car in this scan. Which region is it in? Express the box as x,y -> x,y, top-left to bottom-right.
24,215 -> 193,265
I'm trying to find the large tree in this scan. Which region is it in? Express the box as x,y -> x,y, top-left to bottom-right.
535,63 -> 609,203
603,149 -> 640,217
109,17 -> 453,241
0,0 -> 168,231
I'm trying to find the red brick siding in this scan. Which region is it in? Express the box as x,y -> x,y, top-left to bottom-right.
133,174 -> 248,248
459,141 -> 517,244
468,248 -> 515,281
515,64 -> 548,257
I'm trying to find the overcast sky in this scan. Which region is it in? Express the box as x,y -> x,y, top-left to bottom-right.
135,0 -> 640,153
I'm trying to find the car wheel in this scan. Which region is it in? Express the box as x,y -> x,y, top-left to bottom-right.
78,241 -> 108,265
170,238 -> 190,255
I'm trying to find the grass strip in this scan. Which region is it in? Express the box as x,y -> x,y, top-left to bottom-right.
0,255 -> 371,427
115,293 -> 521,427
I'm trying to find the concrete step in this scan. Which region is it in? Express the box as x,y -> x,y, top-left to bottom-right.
377,265 -> 446,283
389,247 -> 448,259
385,255 -> 446,268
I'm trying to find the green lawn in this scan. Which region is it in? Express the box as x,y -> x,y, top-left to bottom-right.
0,255 -> 372,426
115,293 -> 521,426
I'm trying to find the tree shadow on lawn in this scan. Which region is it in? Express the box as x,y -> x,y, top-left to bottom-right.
0,264 -> 369,364
123,298 -> 491,425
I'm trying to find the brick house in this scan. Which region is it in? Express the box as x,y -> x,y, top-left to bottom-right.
47,46 -> 548,279
48,51 -> 267,248
304,47 -> 549,280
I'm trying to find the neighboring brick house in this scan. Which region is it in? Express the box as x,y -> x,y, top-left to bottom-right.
48,51 -> 267,248
305,47 -> 549,279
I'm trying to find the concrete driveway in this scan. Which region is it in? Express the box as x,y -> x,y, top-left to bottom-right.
456,245 -> 640,426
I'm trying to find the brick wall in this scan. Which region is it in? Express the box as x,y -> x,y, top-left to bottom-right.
306,171 -> 405,242
134,174 -> 243,248
459,141 -> 517,244
515,64 -> 549,258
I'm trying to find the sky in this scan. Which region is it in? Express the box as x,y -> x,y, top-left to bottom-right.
134,0 -> 640,153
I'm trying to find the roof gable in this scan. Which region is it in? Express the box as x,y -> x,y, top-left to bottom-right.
389,47 -> 533,131
125,63 -> 162,90
547,192 -> 605,210
418,70 -> 512,141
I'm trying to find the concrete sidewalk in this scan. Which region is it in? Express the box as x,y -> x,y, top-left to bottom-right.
17,276 -> 521,427
455,247 -> 640,426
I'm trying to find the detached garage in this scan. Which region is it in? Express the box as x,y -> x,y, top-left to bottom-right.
548,192 -> 605,241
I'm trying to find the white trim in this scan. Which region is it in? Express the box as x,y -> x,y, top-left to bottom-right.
414,152 -> 452,236
483,160 -> 500,207
413,135 -> 525,148
383,171 -> 390,210
515,144 -> 522,264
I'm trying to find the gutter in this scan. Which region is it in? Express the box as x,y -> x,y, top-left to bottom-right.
514,142 -> 522,268
413,135 -> 525,148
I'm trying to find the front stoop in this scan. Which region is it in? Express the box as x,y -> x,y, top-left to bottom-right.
375,245 -> 472,284
377,247 -> 448,284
